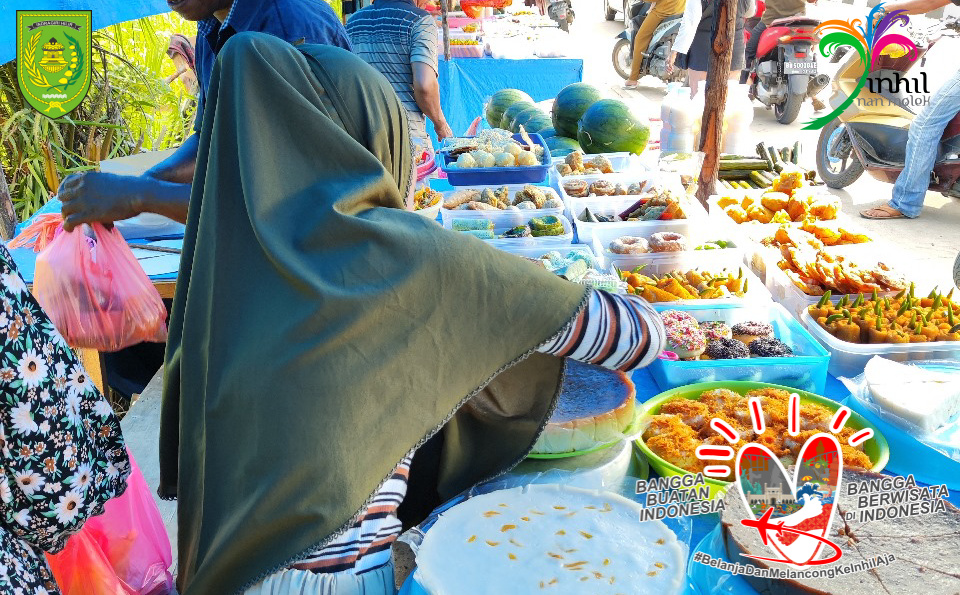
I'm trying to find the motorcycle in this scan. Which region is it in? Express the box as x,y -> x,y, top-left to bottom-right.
612,0 -> 685,83
815,18 -> 960,191
547,0 -> 574,31
744,15 -> 829,124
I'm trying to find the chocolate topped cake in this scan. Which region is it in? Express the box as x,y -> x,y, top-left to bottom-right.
531,360 -> 636,455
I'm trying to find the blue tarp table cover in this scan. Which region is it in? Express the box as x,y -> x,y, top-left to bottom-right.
426,55 -> 584,145
1,1 -> 173,64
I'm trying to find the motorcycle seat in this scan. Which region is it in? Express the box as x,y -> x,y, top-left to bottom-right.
768,16 -> 819,27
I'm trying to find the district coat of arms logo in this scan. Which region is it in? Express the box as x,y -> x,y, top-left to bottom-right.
16,11 -> 92,117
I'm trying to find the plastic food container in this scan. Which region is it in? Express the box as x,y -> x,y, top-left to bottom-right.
444,214 -> 575,246
590,220 -> 742,273
449,44 -> 485,58
548,152 -> 647,186
614,249 -> 771,306
759,243 -> 905,317
800,309 -> 960,379
438,133 -> 550,186
570,196 -> 709,246
649,302 -> 830,393
493,243 -> 601,266
439,184 -> 563,228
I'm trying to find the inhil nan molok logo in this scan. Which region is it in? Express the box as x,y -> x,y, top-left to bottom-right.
16,11 -> 92,117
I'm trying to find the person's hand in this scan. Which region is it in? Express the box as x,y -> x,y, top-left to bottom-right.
59,172 -> 145,232
435,122 -> 454,142
666,51 -> 678,74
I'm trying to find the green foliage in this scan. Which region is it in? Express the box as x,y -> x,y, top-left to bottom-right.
0,12 -> 196,222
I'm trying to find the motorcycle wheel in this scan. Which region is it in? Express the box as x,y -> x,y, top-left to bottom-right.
605,0 -> 616,20
775,90 -> 804,125
816,119 -> 865,189
613,38 -> 632,80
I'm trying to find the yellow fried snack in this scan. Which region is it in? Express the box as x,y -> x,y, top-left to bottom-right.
746,204 -> 775,224
760,192 -> 790,212
786,196 -> 809,221
717,196 -> 740,209
724,205 -> 749,224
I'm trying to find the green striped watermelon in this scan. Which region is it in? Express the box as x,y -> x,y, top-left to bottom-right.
510,107 -> 548,133
485,89 -> 534,128
551,83 -> 603,139
523,113 -> 554,134
577,99 -> 650,155
499,101 -> 536,131
545,136 -> 582,158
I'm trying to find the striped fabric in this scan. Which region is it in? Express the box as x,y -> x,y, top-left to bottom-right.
537,289 -> 666,372
346,1 -> 439,140
293,456 -> 412,574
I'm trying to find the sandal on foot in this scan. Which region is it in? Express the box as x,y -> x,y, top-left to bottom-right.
860,205 -> 907,219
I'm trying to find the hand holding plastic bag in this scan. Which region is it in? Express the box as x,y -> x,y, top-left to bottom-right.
33,223 -> 168,352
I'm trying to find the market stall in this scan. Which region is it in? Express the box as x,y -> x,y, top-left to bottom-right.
398,75 -> 960,594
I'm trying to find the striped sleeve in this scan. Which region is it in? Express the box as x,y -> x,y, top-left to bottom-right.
410,15 -> 439,73
538,289 -> 665,371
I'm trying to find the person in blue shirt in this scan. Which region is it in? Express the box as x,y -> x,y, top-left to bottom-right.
57,0 -> 352,231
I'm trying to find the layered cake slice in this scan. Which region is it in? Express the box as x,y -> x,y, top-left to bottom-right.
864,356 -> 960,433
415,484 -> 685,595
532,360 -> 636,455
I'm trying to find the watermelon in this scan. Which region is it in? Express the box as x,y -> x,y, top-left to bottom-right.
577,99 -> 650,155
545,136 -> 582,158
537,127 -> 558,139
485,89 -> 534,128
499,101 -> 536,131
551,83 -> 604,139
523,114 -> 554,134
510,107 -> 547,133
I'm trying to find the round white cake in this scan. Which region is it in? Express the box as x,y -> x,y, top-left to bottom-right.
415,484 -> 686,595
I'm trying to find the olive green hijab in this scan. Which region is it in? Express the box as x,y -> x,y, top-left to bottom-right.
159,32 -> 587,594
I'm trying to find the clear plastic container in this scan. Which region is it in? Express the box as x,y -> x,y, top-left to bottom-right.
569,192 -> 709,245
722,83 -> 754,155
439,184 -> 563,228
614,249 -> 771,306
444,214 -> 575,246
493,243 -> 609,273
590,221 -> 743,272
800,310 -> 960,379
649,302 -> 830,393
548,152 -> 647,185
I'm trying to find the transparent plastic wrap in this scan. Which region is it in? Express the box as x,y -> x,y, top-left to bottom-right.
33,223 -> 168,351
397,471 -> 693,595
840,358 -> 960,487
687,525 -> 757,595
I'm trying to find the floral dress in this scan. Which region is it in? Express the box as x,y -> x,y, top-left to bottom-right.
0,242 -> 130,594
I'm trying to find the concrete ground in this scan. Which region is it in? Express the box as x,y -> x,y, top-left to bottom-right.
566,0 -> 960,291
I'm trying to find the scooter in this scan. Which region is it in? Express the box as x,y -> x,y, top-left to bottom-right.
744,15 -> 829,124
612,0 -> 685,83
547,0 -> 574,31
816,18 -> 960,190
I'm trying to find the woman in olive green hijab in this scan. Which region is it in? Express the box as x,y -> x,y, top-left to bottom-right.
159,32 -> 662,595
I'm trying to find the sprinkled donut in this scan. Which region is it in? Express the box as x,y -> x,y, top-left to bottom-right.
731,321 -> 774,345
702,338 -> 749,360
699,321 -> 732,342
749,337 -> 794,357
649,232 -> 689,253
660,310 -> 707,359
609,236 -> 650,255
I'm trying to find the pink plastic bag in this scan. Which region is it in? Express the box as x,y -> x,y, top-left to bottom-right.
8,212 -> 64,252
33,223 -> 168,351
46,455 -> 175,595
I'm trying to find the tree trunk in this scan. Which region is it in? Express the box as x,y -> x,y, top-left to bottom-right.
441,0 -> 451,60
0,167 -> 17,241
695,0 -> 736,208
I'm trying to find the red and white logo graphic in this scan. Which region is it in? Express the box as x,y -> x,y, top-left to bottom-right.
697,394 -> 874,567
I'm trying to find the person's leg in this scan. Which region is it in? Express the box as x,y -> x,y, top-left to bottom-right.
887,70 -> 960,218
627,8 -> 667,83
745,21 -> 765,69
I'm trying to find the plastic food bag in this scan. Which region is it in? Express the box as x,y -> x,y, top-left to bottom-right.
46,455 -> 175,595
8,212 -> 64,252
33,223 -> 168,351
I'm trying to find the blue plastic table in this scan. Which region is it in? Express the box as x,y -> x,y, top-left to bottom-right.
427,56 -> 584,144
